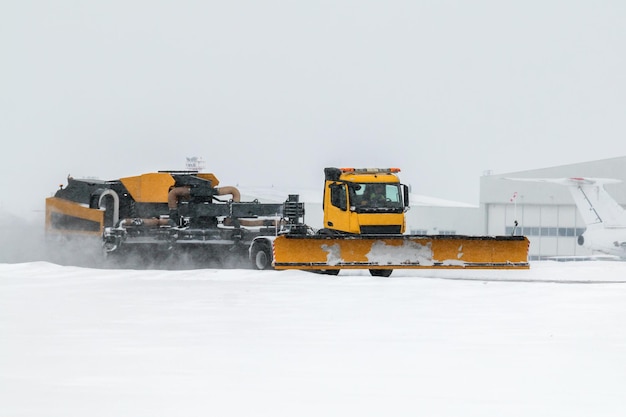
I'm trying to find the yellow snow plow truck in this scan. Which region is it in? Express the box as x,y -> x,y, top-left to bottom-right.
45,168 -> 529,275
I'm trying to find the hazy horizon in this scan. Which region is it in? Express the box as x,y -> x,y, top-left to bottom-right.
3,1 -> 626,221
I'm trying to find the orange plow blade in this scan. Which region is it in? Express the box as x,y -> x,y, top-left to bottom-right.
272,235 -> 530,270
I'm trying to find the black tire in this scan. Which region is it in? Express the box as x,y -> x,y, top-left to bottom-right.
369,269 -> 393,277
251,242 -> 273,270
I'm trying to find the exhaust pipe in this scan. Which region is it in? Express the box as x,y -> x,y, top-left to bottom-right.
216,186 -> 241,202
167,185 -> 242,208
97,189 -> 120,227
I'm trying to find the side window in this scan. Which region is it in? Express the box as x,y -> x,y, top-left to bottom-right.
330,184 -> 347,211
348,184 -> 363,206
386,185 -> 400,204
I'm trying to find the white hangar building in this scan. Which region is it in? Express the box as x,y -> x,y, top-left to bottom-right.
408,156 -> 626,260
481,156 -> 626,260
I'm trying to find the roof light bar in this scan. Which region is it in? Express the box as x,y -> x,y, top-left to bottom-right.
340,168 -> 401,174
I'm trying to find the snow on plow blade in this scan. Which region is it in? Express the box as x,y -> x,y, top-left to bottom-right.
272,235 -> 530,270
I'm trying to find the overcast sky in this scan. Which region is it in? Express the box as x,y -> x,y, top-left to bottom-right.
2,1 -> 626,221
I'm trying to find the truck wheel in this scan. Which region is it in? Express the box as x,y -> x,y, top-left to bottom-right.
251,243 -> 273,270
369,269 -> 393,277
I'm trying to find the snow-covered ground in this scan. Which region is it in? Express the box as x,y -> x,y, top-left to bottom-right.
2,261 -> 626,417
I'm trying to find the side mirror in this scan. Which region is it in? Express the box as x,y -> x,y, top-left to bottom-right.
402,184 -> 410,207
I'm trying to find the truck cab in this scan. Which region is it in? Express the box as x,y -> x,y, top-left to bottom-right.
322,167 -> 410,234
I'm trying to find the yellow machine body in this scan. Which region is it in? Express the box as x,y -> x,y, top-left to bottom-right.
120,172 -> 219,203
45,167 -> 530,272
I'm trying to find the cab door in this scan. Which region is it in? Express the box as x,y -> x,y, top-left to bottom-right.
323,182 -> 359,234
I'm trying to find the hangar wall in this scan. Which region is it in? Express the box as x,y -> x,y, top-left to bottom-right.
406,205 -> 482,236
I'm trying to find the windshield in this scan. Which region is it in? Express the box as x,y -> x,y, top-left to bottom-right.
349,183 -> 403,209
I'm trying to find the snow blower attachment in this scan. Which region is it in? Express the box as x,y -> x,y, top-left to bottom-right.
46,171 -> 289,267
45,168 -> 529,274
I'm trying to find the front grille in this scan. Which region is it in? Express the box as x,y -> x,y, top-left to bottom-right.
360,225 -> 402,234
